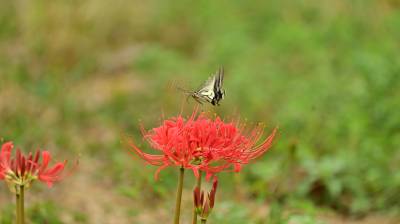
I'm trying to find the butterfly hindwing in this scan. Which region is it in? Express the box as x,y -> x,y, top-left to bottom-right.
211,67 -> 225,105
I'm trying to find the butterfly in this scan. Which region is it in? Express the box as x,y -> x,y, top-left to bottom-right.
179,67 -> 225,106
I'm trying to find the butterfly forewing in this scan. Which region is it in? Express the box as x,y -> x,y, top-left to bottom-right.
193,75 -> 216,103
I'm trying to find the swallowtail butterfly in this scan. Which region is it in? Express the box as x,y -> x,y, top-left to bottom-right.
182,67 -> 225,106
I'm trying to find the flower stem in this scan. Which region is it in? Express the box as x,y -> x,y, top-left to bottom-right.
16,185 -> 25,224
192,171 -> 202,224
16,191 -> 20,224
174,167 -> 185,224
201,218 -> 207,224
20,186 -> 25,224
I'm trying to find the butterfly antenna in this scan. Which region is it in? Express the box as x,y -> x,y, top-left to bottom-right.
172,80 -> 191,95
177,86 -> 191,95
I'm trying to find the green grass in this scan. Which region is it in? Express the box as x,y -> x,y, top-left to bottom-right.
1,0 -> 400,223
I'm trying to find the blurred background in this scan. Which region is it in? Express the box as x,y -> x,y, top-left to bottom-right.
1,0 -> 400,223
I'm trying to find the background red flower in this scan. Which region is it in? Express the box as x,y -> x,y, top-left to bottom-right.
0,141 -> 67,190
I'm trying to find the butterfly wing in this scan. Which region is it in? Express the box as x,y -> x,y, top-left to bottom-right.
212,67 -> 225,105
193,75 -> 216,103
216,67 -> 224,92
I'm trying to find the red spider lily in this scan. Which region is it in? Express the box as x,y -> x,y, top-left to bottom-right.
194,177 -> 218,220
0,141 -> 67,192
126,109 -> 277,179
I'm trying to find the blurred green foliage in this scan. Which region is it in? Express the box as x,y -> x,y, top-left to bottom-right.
0,201 -> 66,224
1,0 -> 400,223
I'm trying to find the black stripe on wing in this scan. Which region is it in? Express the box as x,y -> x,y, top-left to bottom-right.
212,67 -> 225,106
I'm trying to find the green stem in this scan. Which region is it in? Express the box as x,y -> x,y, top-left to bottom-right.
201,218 -> 207,224
16,191 -> 20,224
15,185 -> 25,224
174,167 -> 185,224
20,186 -> 25,224
192,171 -> 203,224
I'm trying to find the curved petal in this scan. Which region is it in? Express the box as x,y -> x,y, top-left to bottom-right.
39,162 -> 66,187
40,151 -> 51,171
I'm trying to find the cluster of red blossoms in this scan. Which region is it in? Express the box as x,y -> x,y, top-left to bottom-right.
127,109 -> 277,179
0,142 -> 66,192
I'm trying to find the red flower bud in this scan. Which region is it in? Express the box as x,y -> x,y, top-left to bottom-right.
193,187 -> 201,209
